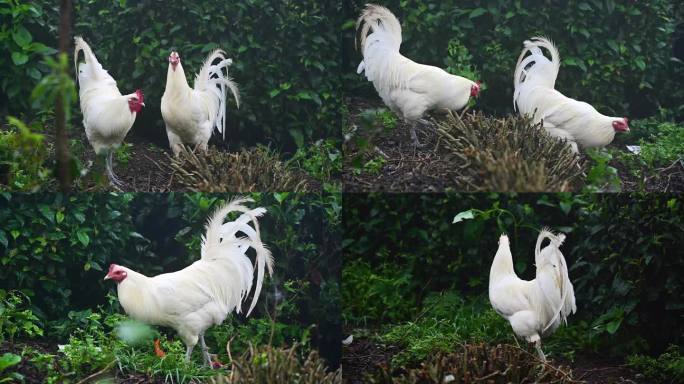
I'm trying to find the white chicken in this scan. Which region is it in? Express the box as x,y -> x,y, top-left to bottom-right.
489,229 -> 576,361
74,36 -> 145,186
104,197 -> 273,366
356,4 -> 480,147
513,37 -> 629,152
161,49 -> 240,156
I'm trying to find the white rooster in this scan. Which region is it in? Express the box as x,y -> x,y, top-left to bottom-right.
513,37 -> 629,152
104,197 -> 273,366
356,4 -> 480,147
489,229 -> 576,361
161,50 -> 240,156
74,36 -> 145,186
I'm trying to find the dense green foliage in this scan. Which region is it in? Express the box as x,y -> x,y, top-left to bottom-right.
0,192 -> 341,372
343,193 -> 684,359
0,0 -> 57,114
344,0 -> 683,118
2,0 -> 342,151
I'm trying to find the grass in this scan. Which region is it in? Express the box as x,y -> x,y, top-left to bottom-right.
3,304 -> 332,384
378,293 -> 511,367
287,138 -> 342,191
627,345 -> 684,383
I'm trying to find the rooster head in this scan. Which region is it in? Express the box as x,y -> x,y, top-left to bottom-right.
470,81 -> 481,98
127,89 -> 145,113
104,264 -> 128,283
169,51 -> 180,71
612,118 -> 629,133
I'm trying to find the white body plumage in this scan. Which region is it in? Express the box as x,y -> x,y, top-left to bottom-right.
356,4 -> 479,145
161,50 -> 239,156
489,229 -> 576,360
74,36 -> 144,185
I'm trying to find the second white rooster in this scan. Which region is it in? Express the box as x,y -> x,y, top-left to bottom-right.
514,37 -> 629,152
161,50 -> 240,156
489,229 -> 576,361
104,197 -> 273,366
356,4 -> 480,147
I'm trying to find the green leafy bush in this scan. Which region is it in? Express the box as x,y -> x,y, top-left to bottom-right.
0,352 -> 23,383
0,117 -> 51,191
0,290 -> 43,345
627,345 -> 684,383
342,259 -> 416,325
638,122 -> 684,167
0,0 -> 57,114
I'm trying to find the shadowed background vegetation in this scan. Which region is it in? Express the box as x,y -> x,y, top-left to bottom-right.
342,193 -> 684,382
0,192 -> 342,382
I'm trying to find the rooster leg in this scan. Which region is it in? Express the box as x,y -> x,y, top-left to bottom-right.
166,128 -> 184,157
199,334 -> 212,368
408,121 -> 426,148
185,344 -> 195,361
534,339 -> 546,362
104,150 -> 124,190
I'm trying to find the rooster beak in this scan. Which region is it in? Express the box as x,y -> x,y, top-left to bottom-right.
141,102 -> 146,107
104,274 -> 111,281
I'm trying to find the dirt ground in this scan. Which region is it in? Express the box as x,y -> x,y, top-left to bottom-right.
343,97 -> 684,193
342,337 -> 645,384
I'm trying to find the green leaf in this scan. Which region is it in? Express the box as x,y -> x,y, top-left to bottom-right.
274,192 -> 290,204
38,205 -> 53,222
11,52 -> 29,66
606,318 -> 622,334
76,230 -> 90,247
634,58 -> 646,71
0,230 -> 7,248
453,210 -> 475,223
12,26 -> 32,47
469,8 -> 487,18
0,353 -> 21,371
56,211 -> 65,224
559,201 -> 572,215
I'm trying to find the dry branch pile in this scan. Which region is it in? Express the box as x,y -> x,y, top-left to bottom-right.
167,146 -> 314,192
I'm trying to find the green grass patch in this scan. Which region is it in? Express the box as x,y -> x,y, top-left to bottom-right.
627,345 -> 684,383
379,293 -> 511,366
